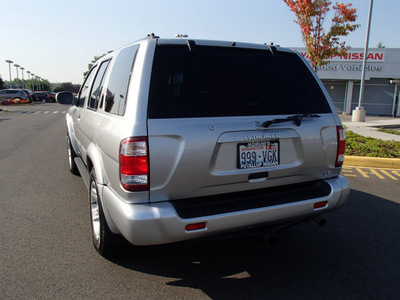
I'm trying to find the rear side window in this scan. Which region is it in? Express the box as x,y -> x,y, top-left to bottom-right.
148,46 -> 331,118
88,60 -> 110,110
104,44 -> 139,115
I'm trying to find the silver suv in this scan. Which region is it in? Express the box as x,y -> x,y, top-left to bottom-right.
57,35 -> 349,257
0,89 -> 29,101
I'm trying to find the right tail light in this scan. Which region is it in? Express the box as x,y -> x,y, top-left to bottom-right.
335,126 -> 346,167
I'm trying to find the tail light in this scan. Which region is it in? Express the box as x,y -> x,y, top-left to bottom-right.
120,137 -> 149,191
335,126 -> 346,167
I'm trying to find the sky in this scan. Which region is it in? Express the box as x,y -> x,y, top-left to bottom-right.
1,0 -> 400,85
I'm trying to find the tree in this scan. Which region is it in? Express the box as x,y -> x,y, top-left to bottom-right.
377,41 -> 385,48
53,82 -> 80,93
283,0 -> 360,70
83,51 -> 112,78
0,77 -> 4,90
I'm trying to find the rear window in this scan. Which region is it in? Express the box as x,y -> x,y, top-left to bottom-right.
148,46 -> 331,119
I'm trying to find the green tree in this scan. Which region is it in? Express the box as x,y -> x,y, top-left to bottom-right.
24,79 -> 35,90
377,41 -> 386,48
283,0 -> 360,70
0,77 -> 4,90
41,79 -> 51,91
83,51 -> 112,78
20,78 -> 50,91
53,82 -> 80,93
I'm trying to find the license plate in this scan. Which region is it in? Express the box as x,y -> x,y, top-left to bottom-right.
237,141 -> 279,169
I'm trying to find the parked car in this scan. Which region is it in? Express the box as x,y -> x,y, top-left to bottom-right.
0,99 -> 13,105
57,35 -> 349,257
18,89 -> 33,102
32,91 -> 50,102
0,89 -> 30,102
46,92 -> 56,102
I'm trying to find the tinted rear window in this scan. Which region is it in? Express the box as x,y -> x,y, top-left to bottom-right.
148,46 -> 331,119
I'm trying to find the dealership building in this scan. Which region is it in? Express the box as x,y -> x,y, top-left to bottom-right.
294,48 -> 400,117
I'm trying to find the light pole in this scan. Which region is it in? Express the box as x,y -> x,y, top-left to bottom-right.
5,60 -> 13,88
37,76 -> 41,91
27,71 -> 31,90
20,67 -> 25,88
352,0 -> 374,122
14,64 -> 20,88
31,73 -> 35,91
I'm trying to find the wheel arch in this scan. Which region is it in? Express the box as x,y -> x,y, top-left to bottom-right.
86,143 -> 106,185
88,150 -> 120,234
65,114 -> 79,155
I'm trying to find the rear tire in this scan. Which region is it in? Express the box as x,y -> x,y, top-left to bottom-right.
89,169 -> 120,257
67,136 -> 80,176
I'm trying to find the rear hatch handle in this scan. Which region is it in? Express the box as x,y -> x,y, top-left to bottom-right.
261,114 -> 321,128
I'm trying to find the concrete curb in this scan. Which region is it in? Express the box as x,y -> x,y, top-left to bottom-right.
344,156 -> 400,169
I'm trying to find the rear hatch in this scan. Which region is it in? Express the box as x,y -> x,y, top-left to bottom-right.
147,43 -> 339,202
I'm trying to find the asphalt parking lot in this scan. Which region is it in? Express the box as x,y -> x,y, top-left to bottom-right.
1,104 -> 400,299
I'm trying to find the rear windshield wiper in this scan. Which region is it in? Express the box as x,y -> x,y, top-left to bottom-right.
261,114 -> 321,128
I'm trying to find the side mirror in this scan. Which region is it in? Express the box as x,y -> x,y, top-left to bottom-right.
56,91 -> 76,105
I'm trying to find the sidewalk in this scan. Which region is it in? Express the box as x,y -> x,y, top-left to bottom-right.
339,114 -> 400,169
340,114 -> 400,142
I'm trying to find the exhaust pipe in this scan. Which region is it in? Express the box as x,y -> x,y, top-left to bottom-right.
311,215 -> 327,227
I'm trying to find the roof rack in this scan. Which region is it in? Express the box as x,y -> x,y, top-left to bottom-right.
147,33 -> 159,39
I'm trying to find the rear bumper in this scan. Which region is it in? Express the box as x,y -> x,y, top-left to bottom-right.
101,176 -> 350,246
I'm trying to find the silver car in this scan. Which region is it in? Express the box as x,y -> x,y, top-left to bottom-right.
57,35 -> 349,257
0,89 -> 29,101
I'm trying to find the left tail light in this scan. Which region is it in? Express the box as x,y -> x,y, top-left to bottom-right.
120,137 -> 149,192
335,126 -> 346,167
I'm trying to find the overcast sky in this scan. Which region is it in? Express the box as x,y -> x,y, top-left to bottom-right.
2,0 -> 399,85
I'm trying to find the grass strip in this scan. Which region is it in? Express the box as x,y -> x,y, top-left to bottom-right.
377,127 -> 400,136
345,130 -> 400,158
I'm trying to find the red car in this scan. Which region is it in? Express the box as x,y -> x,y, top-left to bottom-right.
32,91 -> 50,102
46,92 -> 56,102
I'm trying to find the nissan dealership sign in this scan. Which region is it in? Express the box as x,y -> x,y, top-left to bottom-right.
300,51 -> 385,62
293,48 -> 400,80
